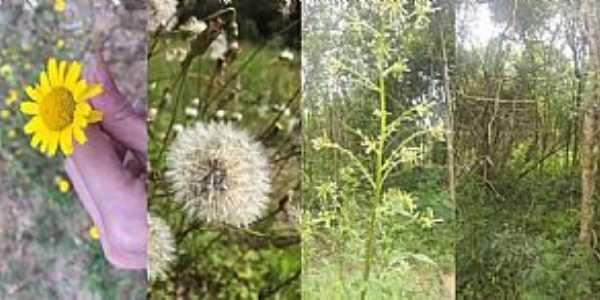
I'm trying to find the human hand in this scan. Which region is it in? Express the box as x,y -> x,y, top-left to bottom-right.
64,54 -> 147,269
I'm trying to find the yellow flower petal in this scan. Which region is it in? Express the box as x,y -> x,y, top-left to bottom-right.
24,116 -> 41,134
20,102 -> 39,115
65,62 -> 82,86
71,80 -> 88,102
88,110 -> 103,123
25,86 -> 42,102
31,132 -> 42,148
59,126 -> 74,155
40,72 -> 51,93
48,58 -> 59,87
76,85 -> 103,102
73,126 -> 87,144
47,131 -> 60,157
74,115 -> 88,128
75,102 -> 92,117
58,61 -> 67,86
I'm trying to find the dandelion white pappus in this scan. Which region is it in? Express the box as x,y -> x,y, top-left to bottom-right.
166,122 -> 271,227
148,215 -> 175,282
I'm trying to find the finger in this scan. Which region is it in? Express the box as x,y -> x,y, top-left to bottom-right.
65,126 -> 147,269
84,54 -> 147,161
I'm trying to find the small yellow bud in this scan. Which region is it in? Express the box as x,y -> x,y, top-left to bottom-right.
55,39 -> 65,50
54,176 -> 70,193
5,89 -> 18,105
0,109 -> 10,119
54,0 -> 66,12
88,226 -> 100,240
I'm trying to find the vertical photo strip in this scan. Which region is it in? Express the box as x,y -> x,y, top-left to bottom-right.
302,0 -> 455,298
0,0 -> 147,298
147,0 -> 301,298
456,0 -> 600,298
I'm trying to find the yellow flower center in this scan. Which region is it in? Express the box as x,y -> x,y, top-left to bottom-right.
40,87 -> 76,131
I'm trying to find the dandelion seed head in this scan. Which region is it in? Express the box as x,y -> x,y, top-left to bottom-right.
166,122 -> 271,227
148,214 -> 176,282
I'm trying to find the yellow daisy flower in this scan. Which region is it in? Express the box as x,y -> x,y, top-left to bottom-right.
0,109 -> 9,119
20,58 -> 103,157
55,176 -> 71,193
5,89 -> 18,106
88,226 -> 100,240
54,0 -> 66,12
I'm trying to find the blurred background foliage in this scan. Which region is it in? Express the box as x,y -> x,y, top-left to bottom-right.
148,0 -> 301,298
0,0 -> 146,299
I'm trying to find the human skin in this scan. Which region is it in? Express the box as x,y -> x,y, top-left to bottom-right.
64,55 -> 147,269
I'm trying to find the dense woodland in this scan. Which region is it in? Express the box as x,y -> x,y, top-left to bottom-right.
456,0 -> 600,298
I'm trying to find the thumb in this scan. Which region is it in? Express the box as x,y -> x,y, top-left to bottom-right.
84,54 -> 147,161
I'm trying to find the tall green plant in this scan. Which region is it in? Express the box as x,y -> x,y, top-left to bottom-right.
310,1 -> 441,298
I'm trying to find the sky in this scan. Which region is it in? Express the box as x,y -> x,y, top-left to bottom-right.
458,1 -> 573,60
458,2 -> 501,48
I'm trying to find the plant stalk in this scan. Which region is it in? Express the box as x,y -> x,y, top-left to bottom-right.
361,71 -> 386,300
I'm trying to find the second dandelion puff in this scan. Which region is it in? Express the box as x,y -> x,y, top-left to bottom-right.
166,122 -> 271,227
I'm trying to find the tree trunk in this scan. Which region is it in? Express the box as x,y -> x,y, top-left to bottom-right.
579,0 -> 599,249
440,26 -> 455,205
580,100 -> 596,248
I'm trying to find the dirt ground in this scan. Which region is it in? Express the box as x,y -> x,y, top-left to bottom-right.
0,160 -> 92,298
